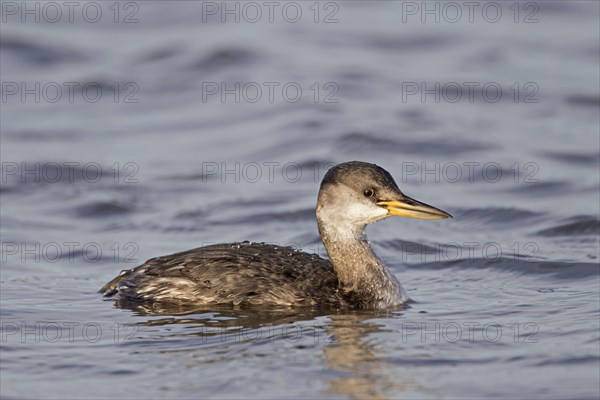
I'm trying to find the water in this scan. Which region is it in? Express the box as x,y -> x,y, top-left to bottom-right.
1,1 -> 599,399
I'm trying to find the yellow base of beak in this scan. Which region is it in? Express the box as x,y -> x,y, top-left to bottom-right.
377,197 -> 452,220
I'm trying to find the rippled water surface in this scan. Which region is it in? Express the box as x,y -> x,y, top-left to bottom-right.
1,2 -> 599,399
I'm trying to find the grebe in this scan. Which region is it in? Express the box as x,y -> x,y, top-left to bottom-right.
100,161 -> 451,309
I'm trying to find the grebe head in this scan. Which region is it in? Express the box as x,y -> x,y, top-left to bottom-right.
316,161 -> 451,238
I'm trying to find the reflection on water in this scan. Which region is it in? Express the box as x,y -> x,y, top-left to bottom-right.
114,302 -> 430,399
324,313 -> 433,400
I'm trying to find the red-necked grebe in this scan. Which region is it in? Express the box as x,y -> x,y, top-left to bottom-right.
100,161 -> 452,308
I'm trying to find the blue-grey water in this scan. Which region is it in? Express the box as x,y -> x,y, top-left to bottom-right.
1,1 -> 599,399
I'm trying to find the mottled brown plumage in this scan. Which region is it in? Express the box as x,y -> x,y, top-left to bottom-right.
101,242 -> 350,307
100,161 -> 451,309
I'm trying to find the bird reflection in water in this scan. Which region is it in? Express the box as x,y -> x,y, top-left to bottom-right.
323,313 -> 434,399
112,300 -> 432,398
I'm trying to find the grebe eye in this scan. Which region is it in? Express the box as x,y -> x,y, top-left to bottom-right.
363,188 -> 374,198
